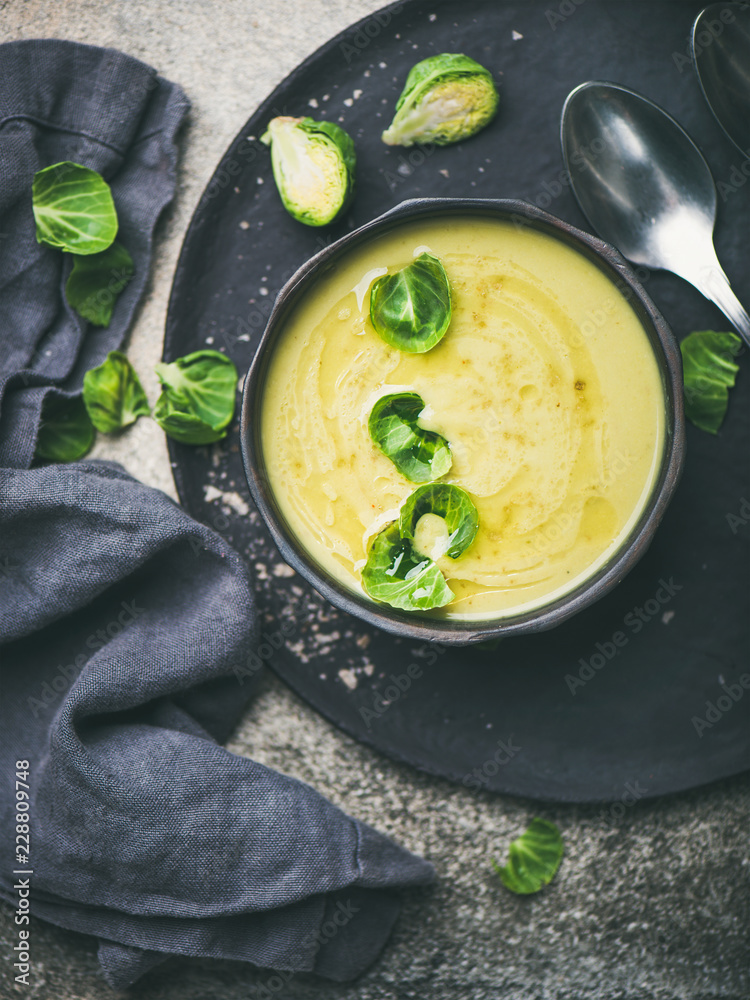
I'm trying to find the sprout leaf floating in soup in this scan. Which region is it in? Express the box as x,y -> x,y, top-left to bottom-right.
362,484 -> 478,612
369,251 -> 452,352
399,483 -> 478,559
261,116 -> 356,227
362,522 -> 454,612
368,391 -> 452,483
381,53 -> 499,148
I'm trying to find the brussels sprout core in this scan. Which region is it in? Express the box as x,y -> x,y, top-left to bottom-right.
382,53 -> 499,147
261,116 -> 355,226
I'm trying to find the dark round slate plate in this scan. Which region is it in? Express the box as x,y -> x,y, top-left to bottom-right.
164,0 -> 750,802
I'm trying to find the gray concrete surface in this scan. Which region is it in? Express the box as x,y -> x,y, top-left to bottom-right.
1,1 -> 749,998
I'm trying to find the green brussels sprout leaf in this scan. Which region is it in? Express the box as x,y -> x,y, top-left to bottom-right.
399,483 -> 478,559
362,483 -> 479,611
153,408 -> 228,446
34,394 -> 95,463
32,162 -> 118,254
261,116 -> 356,226
382,53 -> 499,147
65,241 -> 134,327
154,350 -> 238,445
369,252 -> 452,353
369,392 -> 452,483
82,351 -> 150,433
680,330 -> 742,434
361,522 -> 454,612
491,818 -> 564,895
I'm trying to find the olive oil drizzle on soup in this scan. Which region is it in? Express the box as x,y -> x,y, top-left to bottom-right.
261,218 -> 665,621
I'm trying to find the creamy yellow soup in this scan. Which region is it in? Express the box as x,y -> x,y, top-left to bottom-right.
261,217 -> 665,621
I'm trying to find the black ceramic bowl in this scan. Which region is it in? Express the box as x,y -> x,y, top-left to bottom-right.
240,198 -> 685,646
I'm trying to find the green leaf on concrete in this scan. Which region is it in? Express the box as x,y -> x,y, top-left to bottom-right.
491,818 -> 564,894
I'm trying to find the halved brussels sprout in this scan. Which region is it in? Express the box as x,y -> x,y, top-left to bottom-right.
382,53 -> 499,147
261,116 -> 356,226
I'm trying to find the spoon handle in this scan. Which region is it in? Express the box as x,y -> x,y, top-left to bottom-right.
692,262 -> 750,349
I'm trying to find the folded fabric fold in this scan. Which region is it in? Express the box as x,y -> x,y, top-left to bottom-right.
0,462 -> 435,988
0,39 -> 435,990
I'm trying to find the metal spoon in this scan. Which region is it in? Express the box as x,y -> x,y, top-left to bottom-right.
560,80 -> 750,347
693,3 -> 750,154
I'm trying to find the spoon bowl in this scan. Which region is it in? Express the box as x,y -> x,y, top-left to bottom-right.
693,3 -> 750,154
561,80 -> 750,346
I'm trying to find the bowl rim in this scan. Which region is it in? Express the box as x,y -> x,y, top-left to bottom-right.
240,196 -> 686,646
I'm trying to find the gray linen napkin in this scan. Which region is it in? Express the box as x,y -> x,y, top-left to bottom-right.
0,39 -> 434,990
0,39 -> 188,467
